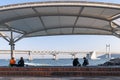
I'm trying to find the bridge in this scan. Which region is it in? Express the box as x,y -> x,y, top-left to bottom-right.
0,50 -> 116,60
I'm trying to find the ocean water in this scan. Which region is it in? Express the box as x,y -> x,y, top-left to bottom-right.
0,52 -> 119,66
0,58 -> 109,66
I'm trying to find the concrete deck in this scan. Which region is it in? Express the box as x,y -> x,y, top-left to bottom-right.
0,77 -> 120,80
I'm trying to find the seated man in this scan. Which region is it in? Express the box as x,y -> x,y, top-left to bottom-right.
73,58 -> 81,66
9,57 -> 16,67
82,57 -> 89,66
17,57 -> 24,67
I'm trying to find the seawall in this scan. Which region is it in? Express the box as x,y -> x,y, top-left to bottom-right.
0,66 -> 119,77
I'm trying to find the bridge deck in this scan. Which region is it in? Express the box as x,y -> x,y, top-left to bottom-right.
0,66 -> 120,77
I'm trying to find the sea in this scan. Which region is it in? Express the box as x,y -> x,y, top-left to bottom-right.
0,58 -> 109,66
0,53 -> 120,66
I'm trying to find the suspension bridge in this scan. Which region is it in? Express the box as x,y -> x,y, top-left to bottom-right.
0,50 -> 117,60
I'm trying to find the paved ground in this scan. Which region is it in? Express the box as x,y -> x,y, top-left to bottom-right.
0,77 -> 120,80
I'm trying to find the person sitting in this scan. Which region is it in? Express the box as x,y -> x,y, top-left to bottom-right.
17,57 -> 24,67
9,57 -> 16,67
82,57 -> 89,66
73,58 -> 81,66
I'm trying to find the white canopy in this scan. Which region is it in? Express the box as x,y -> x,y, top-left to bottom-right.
0,1 -> 120,40
1,1 -> 120,57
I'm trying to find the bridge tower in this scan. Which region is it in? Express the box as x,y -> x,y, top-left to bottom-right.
106,44 -> 111,59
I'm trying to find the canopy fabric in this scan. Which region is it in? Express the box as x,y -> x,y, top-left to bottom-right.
0,1 -> 120,39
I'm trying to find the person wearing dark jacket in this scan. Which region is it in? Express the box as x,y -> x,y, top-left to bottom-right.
17,57 -> 24,67
73,58 -> 81,66
82,57 -> 89,66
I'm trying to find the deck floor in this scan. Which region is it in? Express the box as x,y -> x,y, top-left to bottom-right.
0,77 -> 120,80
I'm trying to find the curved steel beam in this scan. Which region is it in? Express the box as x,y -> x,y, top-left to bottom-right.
112,32 -> 120,38
25,26 -> 112,36
0,1 -> 120,11
3,24 -> 25,34
25,33 -> 113,38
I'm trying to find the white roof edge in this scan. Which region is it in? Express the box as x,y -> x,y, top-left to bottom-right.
0,1 -> 120,11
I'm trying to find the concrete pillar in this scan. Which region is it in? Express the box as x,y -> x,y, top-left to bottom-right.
9,31 -> 15,58
28,51 -> 32,61
53,54 -> 58,60
71,54 -> 76,59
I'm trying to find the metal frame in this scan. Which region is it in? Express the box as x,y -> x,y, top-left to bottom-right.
0,1 -> 120,58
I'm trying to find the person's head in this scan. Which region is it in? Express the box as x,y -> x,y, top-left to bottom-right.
20,57 -> 23,60
83,57 -> 86,59
74,58 -> 78,60
11,57 -> 14,59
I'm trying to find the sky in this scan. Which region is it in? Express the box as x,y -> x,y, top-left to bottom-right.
0,0 -> 120,54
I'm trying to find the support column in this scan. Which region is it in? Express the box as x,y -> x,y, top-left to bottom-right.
71,53 -> 76,59
28,51 -> 32,61
0,31 -> 24,59
9,31 -> 15,58
53,54 -> 57,60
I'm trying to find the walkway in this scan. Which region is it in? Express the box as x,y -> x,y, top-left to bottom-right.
0,77 -> 120,80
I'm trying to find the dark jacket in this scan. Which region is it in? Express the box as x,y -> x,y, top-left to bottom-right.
73,58 -> 81,66
82,57 -> 89,66
18,59 -> 24,67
